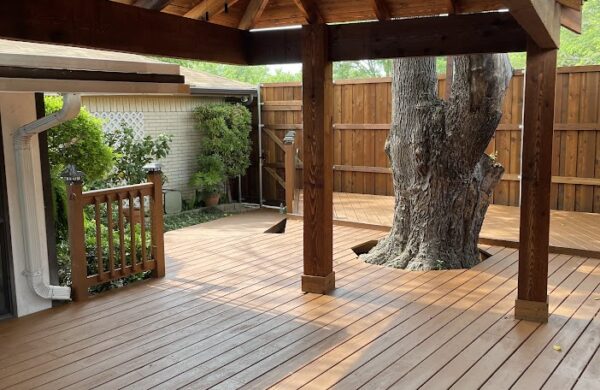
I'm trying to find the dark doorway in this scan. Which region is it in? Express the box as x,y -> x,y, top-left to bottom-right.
0,113 -> 14,317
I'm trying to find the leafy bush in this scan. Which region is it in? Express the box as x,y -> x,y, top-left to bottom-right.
190,154 -> 226,194
45,96 -> 114,238
45,96 -> 114,182
105,126 -> 172,186
191,103 -> 252,197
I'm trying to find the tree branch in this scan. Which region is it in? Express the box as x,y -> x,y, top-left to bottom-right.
447,54 -> 512,166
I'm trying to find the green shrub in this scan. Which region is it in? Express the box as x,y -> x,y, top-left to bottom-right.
45,96 -> 114,182
45,96 -> 114,239
105,126 -> 172,186
191,103 -> 252,198
190,154 -> 226,195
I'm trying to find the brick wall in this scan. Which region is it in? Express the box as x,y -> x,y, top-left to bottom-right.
82,95 -> 223,201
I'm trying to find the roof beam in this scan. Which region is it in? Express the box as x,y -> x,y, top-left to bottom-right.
292,0 -> 323,24
502,0 -> 561,49
561,5 -> 582,34
557,0 -> 582,11
184,0 -> 241,21
238,0 -> 270,30
369,0 -> 391,21
0,0 -> 248,65
247,12 -> 528,65
133,0 -> 171,11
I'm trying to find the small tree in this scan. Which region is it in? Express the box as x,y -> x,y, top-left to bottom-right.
192,103 -> 252,201
46,96 -> 114,182
105,126 -> 172,186
45,96 -> 114,235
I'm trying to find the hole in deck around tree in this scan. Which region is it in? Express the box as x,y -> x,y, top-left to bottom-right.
264,218 -> 287,234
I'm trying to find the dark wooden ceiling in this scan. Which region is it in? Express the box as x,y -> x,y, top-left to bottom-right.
110,0 -> 514,30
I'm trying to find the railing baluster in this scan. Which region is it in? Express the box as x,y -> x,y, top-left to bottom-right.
129,192 -> 137,272
140,194 -> 147,269
65,175 -> 87,301
147,166 -> 165,278
64,165 -> 165,299
94,198 -> 104,281
118,193 -> 126,274
107,195 -> 116,278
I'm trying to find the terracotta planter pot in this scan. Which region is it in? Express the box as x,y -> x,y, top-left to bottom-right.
204,194 -> 220,207
123,207 -> 143,225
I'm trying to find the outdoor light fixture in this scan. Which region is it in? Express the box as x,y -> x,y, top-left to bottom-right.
60,164 -> 85,184
283,130 -> 296,144
143,162 -> 163,173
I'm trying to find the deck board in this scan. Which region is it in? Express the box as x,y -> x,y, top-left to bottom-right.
296,192 -> 600,257
0,210 -> 599,389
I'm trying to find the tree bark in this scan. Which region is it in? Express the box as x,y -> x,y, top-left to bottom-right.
361,54 -> 512,270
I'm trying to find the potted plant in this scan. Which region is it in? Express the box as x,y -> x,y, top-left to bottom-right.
190,154 -> 226,207
191,103 -> 252,204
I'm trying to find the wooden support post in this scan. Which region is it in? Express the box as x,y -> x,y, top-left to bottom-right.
146,164 -> 165,278
63,166 -> 87,301
445,56 -> 453,100
516,38 -> 558,323
283,131 -> 296,214
301,23 -> 335,294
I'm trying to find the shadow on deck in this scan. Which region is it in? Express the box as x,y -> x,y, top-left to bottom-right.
0,210 -> 598,389
294,192 -> 600,259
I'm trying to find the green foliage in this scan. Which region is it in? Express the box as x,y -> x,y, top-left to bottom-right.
45,96 -> 114,182
45,96 -> 114,239
164,208 -> 228,232
105,126 -> 172,186
190,154 -> 226,194
158,58 -> 300,84
191,103 -> 252,194
334,60 -> 392,79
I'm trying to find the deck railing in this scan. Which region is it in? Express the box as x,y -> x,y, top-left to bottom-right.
263,129 -> 299,213
63,164 -> 165,301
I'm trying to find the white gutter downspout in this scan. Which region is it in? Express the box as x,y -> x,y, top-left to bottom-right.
14,93 -> 81,301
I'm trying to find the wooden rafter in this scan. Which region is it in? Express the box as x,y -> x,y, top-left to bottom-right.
184,0 -> 241,21
292,0 -> 323,24
561,4 -> 582,34
133,0 -> 170,11
0,0 -> 248,65
369,0 -> 391,21
502,0 -> 561,49
557,0 -> 582,11
239,0 -> 270,30
446,0 -> 457,15
248,12 -> 527,65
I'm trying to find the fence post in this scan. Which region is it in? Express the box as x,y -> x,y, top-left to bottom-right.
62,165 -> 87,301
283,130 -> 296,214
145,163 -> 165,278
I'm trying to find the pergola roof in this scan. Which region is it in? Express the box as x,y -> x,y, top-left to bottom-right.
0,1 -> 584,67
111,0 -> 580,32
0,0 -> 586,323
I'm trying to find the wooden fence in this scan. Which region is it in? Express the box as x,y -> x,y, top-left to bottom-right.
65,167 -> 165,301
259,65 -> 600,213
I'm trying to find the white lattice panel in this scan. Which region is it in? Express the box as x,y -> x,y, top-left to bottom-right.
92,111 -> 145,138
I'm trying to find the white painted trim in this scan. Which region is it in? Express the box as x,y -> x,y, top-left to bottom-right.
0,78 -> 191,94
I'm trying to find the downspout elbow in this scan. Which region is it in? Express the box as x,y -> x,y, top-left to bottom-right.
15,93 -> 82,301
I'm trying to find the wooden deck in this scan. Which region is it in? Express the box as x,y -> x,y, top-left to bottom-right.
0,210 -> 599,389
296,192 -> 600,258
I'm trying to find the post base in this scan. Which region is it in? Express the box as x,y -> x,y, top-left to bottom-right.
515,297 -> 549,323
301,272 -> 335,294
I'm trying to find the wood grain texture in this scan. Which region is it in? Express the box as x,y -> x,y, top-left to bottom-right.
0,212 -> 598,389
301,24 -> 334,290
0,0 -> 247,65
260,66 -> 600,212
517,38 -> 558,309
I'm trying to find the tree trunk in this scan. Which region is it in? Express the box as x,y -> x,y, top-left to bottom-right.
361,54 -> 512,270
